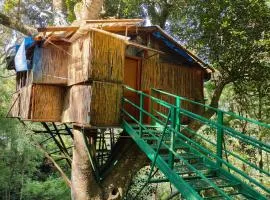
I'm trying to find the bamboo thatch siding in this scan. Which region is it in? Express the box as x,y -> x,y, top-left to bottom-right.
68,30 -> 125,86
62,81 -> 122,126
90,31 -> 125,83
141,55 -> 204,121
20,84 -> 32,119
68,34 -> 90,85
8,86 -> 31,119
8,84 -> 65,122
32,44 -> 69,85
31,84 -> 65,121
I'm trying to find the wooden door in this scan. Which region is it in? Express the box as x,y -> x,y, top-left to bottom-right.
124,56 -> 141,122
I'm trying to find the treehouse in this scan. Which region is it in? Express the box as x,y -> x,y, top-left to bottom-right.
7,19 -> 212,127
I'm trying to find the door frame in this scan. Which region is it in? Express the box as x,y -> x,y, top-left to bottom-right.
125,55 -> 142,90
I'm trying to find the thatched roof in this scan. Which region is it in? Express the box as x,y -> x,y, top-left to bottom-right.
35,19 -> 214,72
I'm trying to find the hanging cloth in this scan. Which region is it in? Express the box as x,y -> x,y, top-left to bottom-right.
14,39 -> 28,72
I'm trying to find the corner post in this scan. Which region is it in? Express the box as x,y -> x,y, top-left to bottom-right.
175,97 -> 181,132
217,110 -> 224,167
139,91 -> 144,137
169,106 -> 176,169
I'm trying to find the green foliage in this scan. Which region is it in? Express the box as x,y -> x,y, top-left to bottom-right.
0,67 -> 70,199
3,0 -> 19,13
104,0 -> 143,19
65,0 -> 79,22
22,177 -> 71,200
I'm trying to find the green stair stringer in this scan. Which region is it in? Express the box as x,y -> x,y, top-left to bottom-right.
121,86 -> 270,200
123,120 -> 203,200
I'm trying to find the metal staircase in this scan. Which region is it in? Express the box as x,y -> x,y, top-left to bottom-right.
121,86 -> 270,200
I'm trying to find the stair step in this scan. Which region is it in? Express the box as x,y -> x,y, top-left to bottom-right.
203,192 -> 248,200
176,163 -> 215,175
187,176 -> 240,191
161,153 -> 203,162
148,173 -> 216,184
131,124 -> 160,129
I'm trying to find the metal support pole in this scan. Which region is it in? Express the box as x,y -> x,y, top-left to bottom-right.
42,122 -> 71,166
139,91 -> 144,137
217,110 -> 224,167
175,97 -> 181,132
52,123 -> 71,158
169,107 -> 176,169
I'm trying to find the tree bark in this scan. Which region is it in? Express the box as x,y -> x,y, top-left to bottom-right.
71,127 -> 148,200
52,0 -> 67,25
0,12 -> 36,35
184,78 -> 230,136
74,0 -> 104,21
71,128 -> 101,200
53,0 -> 66,13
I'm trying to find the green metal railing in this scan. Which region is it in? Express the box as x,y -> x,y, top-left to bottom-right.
121,85 -> 270,199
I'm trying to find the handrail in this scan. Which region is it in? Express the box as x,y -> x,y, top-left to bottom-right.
124,86 -> 270,151
151,88 -> 270,129
122,95 -> 270,194
121,85 -> 270,199
121,105 -> 233,199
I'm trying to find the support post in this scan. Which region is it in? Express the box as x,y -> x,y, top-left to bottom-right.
150,88 -> 155,125
217,110 -> 224,167
139,91 -> 144,137
175,97 -> 181,132
169,106 -> 176,169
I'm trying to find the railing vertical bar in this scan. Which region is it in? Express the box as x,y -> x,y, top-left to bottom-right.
169,107 -> 176,169
139,91 -> 144,137
217,110 -> 224,167
175,97 -> 181,132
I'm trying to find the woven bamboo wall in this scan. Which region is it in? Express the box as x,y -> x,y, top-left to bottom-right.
141,55 -> 204,121
8,84 -> 65,122
31,84 -> 65,121
32,44 -> 69,85
20,84 -> 32,119
68,30 -> 125,86
68,34 -> 90,85
62,81 -> 122,126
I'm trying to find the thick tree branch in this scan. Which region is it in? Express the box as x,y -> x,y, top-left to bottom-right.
184,78 -> 231,136
0,12 -> 37,35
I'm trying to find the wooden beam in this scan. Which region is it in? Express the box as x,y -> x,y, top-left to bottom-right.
85,19 -> 144,23
37,26 -> 79,32
89,28 -> 130,41
126,41 -> 165,54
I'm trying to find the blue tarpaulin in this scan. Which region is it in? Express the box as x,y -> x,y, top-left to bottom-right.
15,37 -> 35,51
15,40 -> 27,72
14,37 -> 35,72
32,46 -> 43,82
152,31 -> 194,63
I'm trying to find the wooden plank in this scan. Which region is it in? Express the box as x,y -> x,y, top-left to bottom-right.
85,19 -> 144,23
37,26 -> 79,32
104,26 -> 157,33
126,41 -> 165,54
89,28 -> 130,41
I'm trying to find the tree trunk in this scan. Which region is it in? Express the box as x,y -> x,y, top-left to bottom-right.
52,0 -> 67,25
71,127 -> 148,200
0,12 -> 36,35
71,128 -> 101,200
184,78 -> 230,136
74,0 -> 104,21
